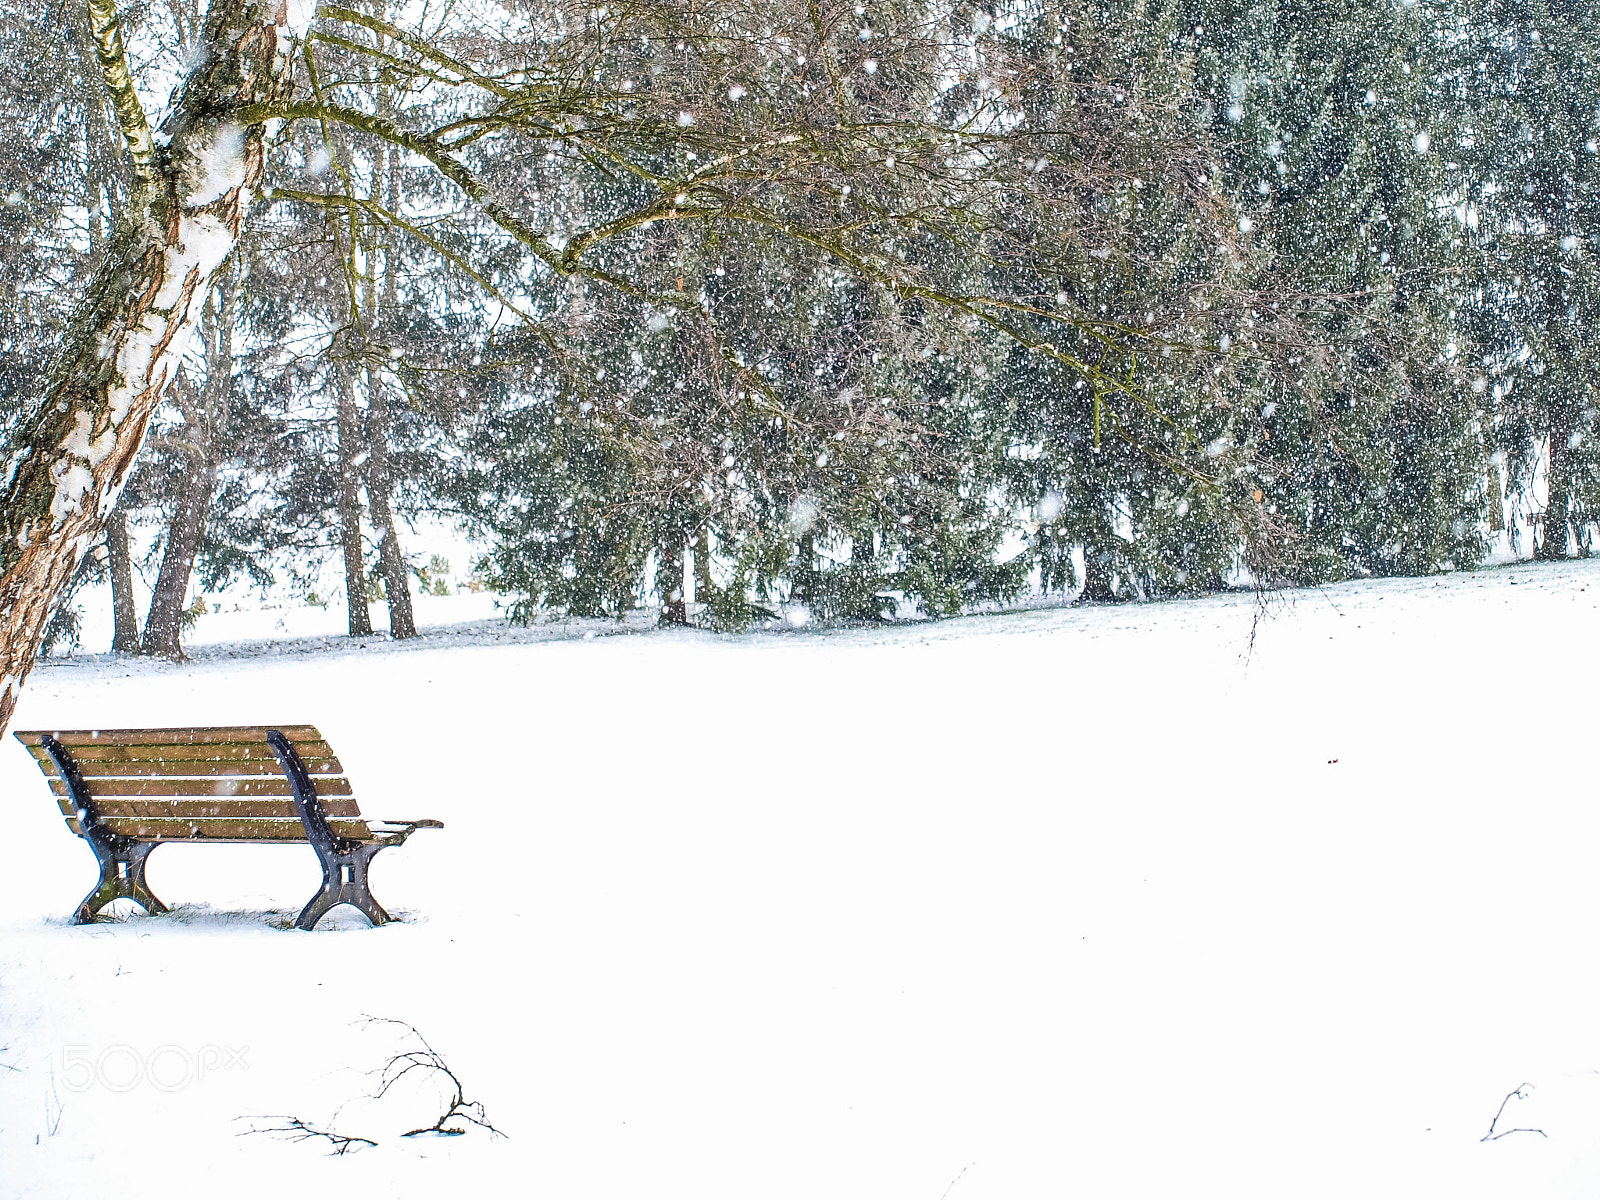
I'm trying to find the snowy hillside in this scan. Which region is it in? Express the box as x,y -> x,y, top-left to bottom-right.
4,562 -> 1600,1199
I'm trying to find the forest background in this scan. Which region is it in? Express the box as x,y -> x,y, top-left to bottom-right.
1,0 -> 1594,663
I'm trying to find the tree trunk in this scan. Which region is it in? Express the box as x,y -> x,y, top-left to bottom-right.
792,532 -> 817,610
0,0 -> 300,733
693,527 -> 714,612
657,536 -> 687,625
105,506 -> 139,653
142,277 -> 233,659
141,459 -> 215,658
1540,418 -> 1572,561
334,361 -> 373,636
364,370 -> 416,639
1078,544 -> 1118,603
846,528 -> 882,621
360,126 -> 416,641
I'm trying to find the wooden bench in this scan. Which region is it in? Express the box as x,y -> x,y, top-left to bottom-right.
15,725 -> 441,930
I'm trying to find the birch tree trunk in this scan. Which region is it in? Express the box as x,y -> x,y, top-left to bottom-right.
0,0 -> 303,733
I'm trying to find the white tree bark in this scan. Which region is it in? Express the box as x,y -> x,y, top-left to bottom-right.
0,0 -> 307,732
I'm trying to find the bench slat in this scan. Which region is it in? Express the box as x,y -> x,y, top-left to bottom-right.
22,739 -> 335,764
92,816 -> 375,843
46,776 -> 354,799
52,796 -> 362,820
15,725 -> 322,747
24,740 -> 336,763
25,746 -> 343,777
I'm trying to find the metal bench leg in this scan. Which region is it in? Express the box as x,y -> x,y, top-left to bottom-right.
296,843 -> 389,930
40,734 -> 169,925
76,841 -> 168,925
269,730 -> 393,931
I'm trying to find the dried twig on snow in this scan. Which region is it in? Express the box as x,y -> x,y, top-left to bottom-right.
236,1114 -> 378,1154
362,1016 -> 505,1138
938,1161 -> 976,1200
1481,1083 -> 1547,1142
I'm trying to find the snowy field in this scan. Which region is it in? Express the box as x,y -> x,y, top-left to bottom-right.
4,560 -> 1600,1199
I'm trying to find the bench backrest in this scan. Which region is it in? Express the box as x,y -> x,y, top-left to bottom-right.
15,726 -> 372,843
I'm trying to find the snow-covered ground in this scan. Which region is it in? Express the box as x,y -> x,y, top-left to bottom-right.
4,560 -> 1600,1199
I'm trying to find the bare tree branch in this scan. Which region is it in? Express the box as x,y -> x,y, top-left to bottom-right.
84,0 -> 156,193
1481,1083 -> 1547,1142
237,1114 -> 378,1154
362,1016 -> 506,1139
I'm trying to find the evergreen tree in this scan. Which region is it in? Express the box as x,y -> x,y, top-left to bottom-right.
995,0 -> 1264,603
1459,0 -> 1600,557
1180,0 -> 1487,582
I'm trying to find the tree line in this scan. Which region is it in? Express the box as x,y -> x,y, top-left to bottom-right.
0,0 -> 1594,719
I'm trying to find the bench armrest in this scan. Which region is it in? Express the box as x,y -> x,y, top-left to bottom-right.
365,818 -> 443,847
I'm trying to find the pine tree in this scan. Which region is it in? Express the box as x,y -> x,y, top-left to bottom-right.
1459,0 -> 1600,558
1176,0 -> 1487,582
992,0 -> 1263,602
